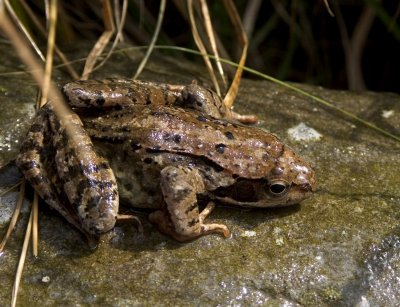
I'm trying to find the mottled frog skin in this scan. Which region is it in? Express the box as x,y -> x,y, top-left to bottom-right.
17,79 -> 316,243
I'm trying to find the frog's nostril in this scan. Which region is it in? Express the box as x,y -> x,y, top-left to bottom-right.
300,183 -> 313,192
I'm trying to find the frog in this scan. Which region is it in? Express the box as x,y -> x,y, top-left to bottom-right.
16,79 -> 316,243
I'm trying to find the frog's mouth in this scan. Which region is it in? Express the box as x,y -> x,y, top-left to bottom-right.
212,179 -> 313,208
212,179 -> 261,203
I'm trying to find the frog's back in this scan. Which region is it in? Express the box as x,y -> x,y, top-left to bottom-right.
82,105 -> 284,179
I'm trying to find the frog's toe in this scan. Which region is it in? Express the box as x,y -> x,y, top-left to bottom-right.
117,213 -> 144,234
231,111 -> 258,124
149,209 -> 230,241
85,233 -> 100,250
200,223 -> 231,238
199,202 -> 231,238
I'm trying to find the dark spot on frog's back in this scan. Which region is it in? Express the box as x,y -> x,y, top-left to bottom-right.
146,146 -> 161,153
131,140 -> 142,150
28,174 -> 46,186
163,132 -> 181,143
151,110 -> 169,117
196,115 -> 208,122
127,88 -> 138,102
224,131 -> 234,140
262,153 -> 271,162
173,134 -> 182,143
215,143 -> 226,154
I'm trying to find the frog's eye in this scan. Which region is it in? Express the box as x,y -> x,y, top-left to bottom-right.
268,180 -> 290,197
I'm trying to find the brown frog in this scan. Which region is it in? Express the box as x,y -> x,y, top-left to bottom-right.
16,79 -> 316,243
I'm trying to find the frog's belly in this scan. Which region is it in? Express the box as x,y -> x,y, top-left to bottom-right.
111,155 -> 165,209
114,162 -> 165,209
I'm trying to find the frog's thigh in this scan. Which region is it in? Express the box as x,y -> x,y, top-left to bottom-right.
150,165 -> 230,241
54,112 -> 119,235
16,108 -> 90,237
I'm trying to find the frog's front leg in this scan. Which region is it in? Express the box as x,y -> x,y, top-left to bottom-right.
149,166 -> 230,241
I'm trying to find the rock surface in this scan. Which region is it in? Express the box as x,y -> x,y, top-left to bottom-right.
1,42 -> 400,306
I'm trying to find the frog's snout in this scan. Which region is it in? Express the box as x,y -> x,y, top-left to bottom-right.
300,181 -> 313,193
279,147 -> 317,199
295,165 -> 316,196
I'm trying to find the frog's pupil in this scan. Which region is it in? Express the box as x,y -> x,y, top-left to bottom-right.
269,183 -> 286,194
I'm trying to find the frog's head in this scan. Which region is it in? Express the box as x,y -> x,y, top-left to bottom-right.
260,145 -> 317,207
215,145 -> 316,207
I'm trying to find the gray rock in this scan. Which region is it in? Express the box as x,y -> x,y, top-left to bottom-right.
1,42 -> 400,306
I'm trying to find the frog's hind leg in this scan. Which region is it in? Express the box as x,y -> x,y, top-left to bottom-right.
178,83 -> 258,124
17,105 -> 119,244
149,166 -> 230,241
49,109 -> 119,236
16,107 -> 93,240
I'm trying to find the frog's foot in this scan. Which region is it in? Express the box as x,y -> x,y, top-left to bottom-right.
177,83 -> 258,124
230,111 -> 258,124
85,233 -> 101,250
198,202 -> 230,238
117,213 -> 144,234
149,166 -> 230,241
149,204 -> 230,242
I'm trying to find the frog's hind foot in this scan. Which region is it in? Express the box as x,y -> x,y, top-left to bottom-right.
149,204 -> 230,242
150,165 -> 231,242
117,213 -> 144,234
85,233 -> 100,250
198,202 -> 230,238
230,111 -> 258,124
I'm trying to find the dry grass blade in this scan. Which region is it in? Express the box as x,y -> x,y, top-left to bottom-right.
94,0 -> 128,74
81,0 -> 115,79
4,0 -> 45,61
199,0 -> 227,88
188,0 -> 221,96
156,44 -> 400,143
0,8 -> 104,306
11,202 -> 34,307
0,181 -> 25,253
40,0 -> 58,107
0,8 -> 91,151
222,0 -> 248,108
0,181 -> 21,197
324,0 -> 335,17
32,192 -> 39,257
133,0 -> 166,79
18,0 -> 79,79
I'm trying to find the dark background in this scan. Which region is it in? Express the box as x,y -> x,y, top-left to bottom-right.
4,0 -> 400,93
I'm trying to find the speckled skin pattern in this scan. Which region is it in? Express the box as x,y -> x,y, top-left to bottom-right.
17,79 -> 316,242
